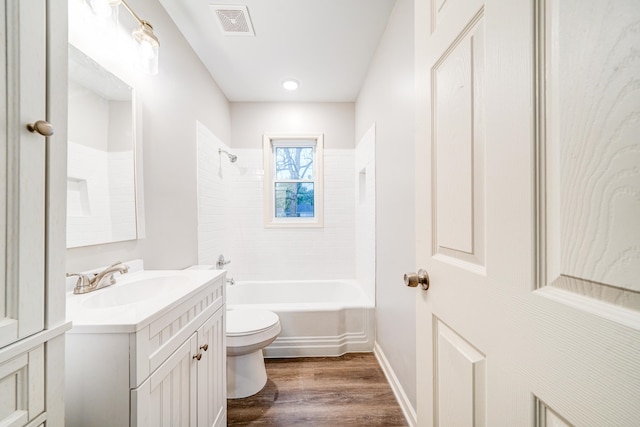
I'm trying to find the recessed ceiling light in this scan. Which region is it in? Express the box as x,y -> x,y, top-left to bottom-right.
282,79 -> 299,91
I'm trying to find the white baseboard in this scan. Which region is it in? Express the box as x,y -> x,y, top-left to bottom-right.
374,342 -> 417,427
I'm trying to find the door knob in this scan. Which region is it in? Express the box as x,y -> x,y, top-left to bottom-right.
404,269 -> 430,291
27,120 -> 54,137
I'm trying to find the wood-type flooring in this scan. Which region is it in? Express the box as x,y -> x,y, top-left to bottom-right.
227,353 -> 408,426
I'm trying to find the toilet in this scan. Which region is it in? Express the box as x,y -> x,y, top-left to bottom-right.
185,264 -> 281,398
226,308 -> 281,398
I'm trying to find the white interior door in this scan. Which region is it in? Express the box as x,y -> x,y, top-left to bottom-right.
414,0 -> 640,425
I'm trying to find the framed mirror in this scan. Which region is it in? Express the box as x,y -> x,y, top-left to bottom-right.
67,44 -> 145,248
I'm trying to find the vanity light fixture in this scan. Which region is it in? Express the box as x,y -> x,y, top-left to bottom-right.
89,0 -> 160,75
282,79 -> 299,91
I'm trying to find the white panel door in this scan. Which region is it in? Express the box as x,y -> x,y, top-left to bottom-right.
414,0 -> 640,425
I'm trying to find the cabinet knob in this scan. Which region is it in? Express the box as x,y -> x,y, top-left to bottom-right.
200,344 -> 209,352
27,120 -> 54,137
193,352 -> 202,361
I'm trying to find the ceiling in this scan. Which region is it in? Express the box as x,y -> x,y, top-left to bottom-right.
158,0 -> 397,102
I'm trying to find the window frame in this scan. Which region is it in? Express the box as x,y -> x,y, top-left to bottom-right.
263,133 -> 324,228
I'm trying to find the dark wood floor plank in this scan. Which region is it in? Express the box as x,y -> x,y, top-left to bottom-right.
227,353 -> 408,426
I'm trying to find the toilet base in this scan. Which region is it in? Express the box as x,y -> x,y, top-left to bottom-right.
227,349 -> 268,399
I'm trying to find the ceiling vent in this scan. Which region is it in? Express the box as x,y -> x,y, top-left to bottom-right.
210,5 -> 255,36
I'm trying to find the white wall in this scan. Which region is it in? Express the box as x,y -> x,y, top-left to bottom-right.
232,103 -> 355,149
355,0 -> 417,414
66,0 -> 231,272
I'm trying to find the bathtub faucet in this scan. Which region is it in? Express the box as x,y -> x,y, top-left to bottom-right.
216,254 -> 231,269
226,278 -> 235,286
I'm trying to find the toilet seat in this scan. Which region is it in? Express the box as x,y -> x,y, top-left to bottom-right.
227,309 -> 280,336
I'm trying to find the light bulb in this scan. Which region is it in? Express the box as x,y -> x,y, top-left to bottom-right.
139,40 -> 156,60
90,0 -> 112,18
282,79 -> 299,91
132,21 -> 160,75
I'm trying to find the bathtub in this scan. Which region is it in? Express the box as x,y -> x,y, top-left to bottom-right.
227,280 -> 375,358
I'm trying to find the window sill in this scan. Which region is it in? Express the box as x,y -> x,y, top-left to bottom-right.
264,220 -> 324,229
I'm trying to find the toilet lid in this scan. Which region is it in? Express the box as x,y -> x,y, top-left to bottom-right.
226,309 -> 280,336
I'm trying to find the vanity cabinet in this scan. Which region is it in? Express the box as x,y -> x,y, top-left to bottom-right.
132,307 -> 226,426
66,274 -> 227,427
0,1 -> 70,426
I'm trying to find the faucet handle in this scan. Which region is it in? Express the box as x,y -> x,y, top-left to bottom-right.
67,273 -> 91,293
116,262 -> 130,273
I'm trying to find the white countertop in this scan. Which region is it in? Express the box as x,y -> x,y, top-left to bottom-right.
66,269 -> 225,334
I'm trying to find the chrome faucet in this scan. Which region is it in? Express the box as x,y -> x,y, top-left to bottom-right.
216,254 -> 231,270
67,261 -> 130,294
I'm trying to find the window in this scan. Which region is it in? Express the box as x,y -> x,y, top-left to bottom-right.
263,134 -> 324,227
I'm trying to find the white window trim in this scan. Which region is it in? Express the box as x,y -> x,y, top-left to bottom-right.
263,133 -> 324,228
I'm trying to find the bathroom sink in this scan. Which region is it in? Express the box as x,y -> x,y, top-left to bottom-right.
82,275 -> 188,308
66,268 -> 225,333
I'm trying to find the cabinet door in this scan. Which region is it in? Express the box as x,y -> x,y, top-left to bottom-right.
196,308 -> 226,427
132,335 -> 198,427
0,0 -> 47,348
0,345 -> 45,425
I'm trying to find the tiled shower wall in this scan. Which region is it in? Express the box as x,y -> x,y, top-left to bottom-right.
197,121 -> 232,266
197,123 -> 358,281
227,148 -> 355,281
107,150 -> 136,241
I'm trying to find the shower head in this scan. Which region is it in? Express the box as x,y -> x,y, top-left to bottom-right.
218,148 -> 237,163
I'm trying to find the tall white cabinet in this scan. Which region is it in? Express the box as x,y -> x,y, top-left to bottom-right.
0,1 -> 70,426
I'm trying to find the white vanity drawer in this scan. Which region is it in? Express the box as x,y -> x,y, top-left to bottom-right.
129,276 -> 224,388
